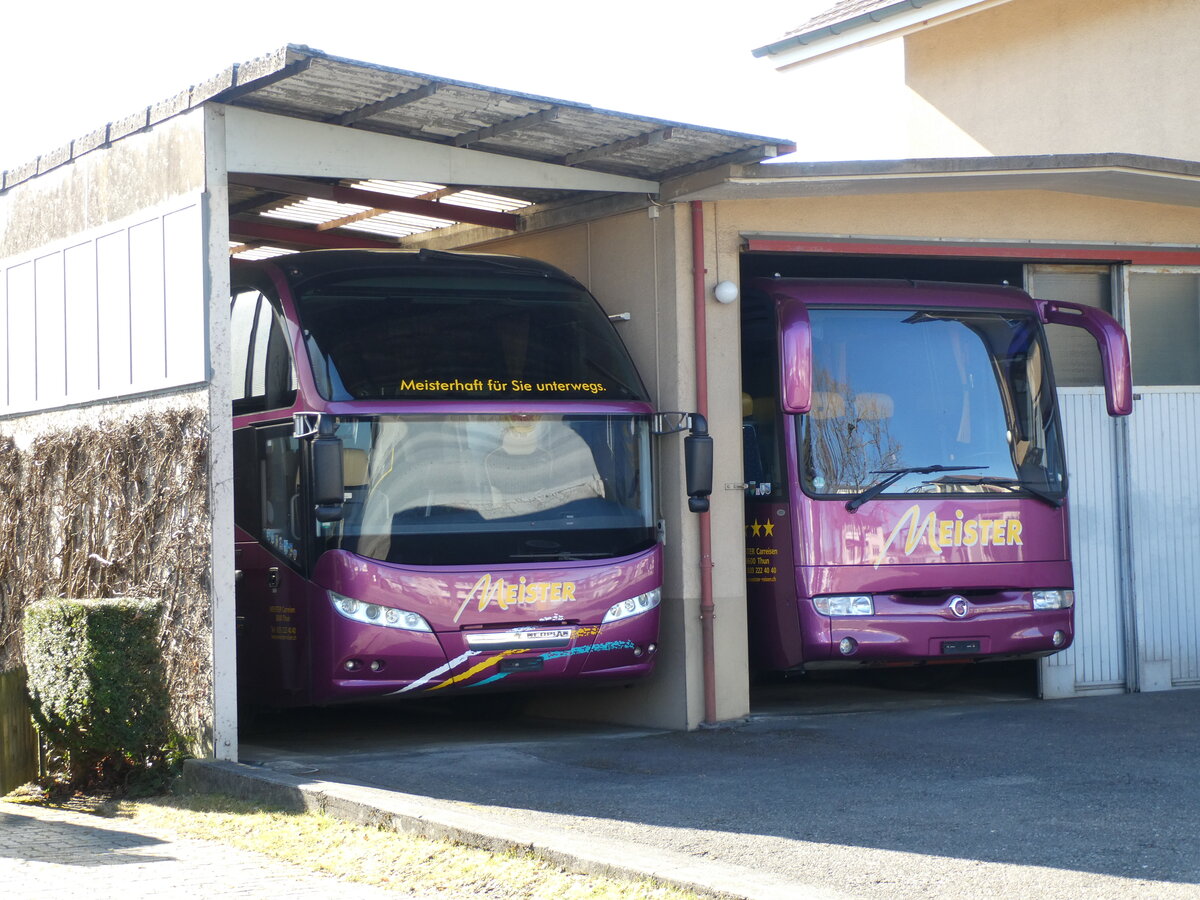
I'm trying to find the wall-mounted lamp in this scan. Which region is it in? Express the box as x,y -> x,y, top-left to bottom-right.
713,281 -> 739,304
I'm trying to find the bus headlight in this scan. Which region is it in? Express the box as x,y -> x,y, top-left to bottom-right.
602,588 -> 661,624
813,595 -> 874,616
329,591 -> 432,631
1033,589 -> 1075,610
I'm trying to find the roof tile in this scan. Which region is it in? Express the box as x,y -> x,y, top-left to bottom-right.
789,0 -> 904,36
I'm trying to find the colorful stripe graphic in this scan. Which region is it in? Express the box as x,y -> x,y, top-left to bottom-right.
390,639 -> 639,694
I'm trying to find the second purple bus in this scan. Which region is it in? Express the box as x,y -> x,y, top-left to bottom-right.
740,278 -> 1131,676
231,249 -> 710,707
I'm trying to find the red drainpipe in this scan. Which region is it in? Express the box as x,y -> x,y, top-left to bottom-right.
690,200 -> 718,726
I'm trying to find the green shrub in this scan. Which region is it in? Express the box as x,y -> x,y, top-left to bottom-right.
23,598 -> 176,793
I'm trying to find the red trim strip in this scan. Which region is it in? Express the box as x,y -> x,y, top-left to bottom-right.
230,220 -> 399,250
328,184 -> 519,232
744,238 -> 1200,266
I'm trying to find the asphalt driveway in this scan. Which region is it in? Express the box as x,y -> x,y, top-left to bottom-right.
232,672 -> 1200,899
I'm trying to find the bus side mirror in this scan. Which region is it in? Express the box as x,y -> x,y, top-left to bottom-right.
685,414 -> 713,514
1036,299 -> 1133,416
311,429 -> 345,522
778,299 -> 812,414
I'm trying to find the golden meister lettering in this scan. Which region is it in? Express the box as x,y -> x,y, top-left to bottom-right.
453,574 -> 579,622
873,504 -> 1023,568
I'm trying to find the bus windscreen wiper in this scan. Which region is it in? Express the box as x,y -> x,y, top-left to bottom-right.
845,465 -> 985,512
935,474 -> 1064,508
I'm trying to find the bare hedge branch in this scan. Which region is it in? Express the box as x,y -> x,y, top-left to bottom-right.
0,407 -> 212,751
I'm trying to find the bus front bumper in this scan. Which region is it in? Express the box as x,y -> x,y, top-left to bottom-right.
801,600 -> 1074,665
320,611 -> 660,702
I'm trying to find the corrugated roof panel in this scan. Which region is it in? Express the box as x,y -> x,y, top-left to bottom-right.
214,47 -> 790,181
261,198 -> 371,226
231,244 -> 299,260
4,43 -> 794,246
341,210 -> 457,237
794,0 -> 898,33
442,190 -> 531,213
352,179 -> 446,197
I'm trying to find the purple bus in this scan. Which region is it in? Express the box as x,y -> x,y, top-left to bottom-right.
230,249 -> 710,707
740,278 -> 1131,675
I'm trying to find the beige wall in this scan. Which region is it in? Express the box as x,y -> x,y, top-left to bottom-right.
0,107 -> 231,757
472,184 -> 1200,728
904,0 -> 1200,159
719,189 -> 1200,246
480,204 -> 752,729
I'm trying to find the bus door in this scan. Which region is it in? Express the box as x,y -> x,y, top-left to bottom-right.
741,391 -> 803,670
234,422 -> 313,705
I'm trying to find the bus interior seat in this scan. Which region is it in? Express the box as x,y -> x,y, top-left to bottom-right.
343,448 -> 369,488
1012,346 -> 1043,468
743,425 -> 765,486
741,393 -> 766,485
484,418 -> 604,516
565,417 -> 620,495
810,391 -> 847,420
339,447 -> 370,532
853,392 -> 894,420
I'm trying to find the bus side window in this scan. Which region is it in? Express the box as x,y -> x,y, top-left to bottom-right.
742,394 -> 782,498
232,427 -> 261,535
261,432 -> 304,567
231,288 -> 298,415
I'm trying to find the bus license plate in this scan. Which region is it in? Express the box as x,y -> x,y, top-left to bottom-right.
466,628 -> 573,650
941,640 -> 981,654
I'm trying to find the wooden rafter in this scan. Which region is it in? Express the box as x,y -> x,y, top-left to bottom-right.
315,208 -> 395,231
228,174 -> 520,231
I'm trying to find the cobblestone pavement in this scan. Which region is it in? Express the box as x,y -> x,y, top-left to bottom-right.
0,800 -> 405,899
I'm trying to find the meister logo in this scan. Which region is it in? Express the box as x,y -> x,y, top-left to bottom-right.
453,574 -> 578,622
873,504 -> 1022,568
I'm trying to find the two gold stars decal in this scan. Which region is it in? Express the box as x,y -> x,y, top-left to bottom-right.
747,519 -> 775,537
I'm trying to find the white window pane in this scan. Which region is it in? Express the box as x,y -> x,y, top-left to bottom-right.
230,291 -> 261,402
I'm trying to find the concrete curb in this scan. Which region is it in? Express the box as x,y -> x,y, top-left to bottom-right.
183,759 -> 846,900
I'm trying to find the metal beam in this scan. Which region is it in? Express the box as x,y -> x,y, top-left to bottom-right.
224,106 -> 660,193
228,173 -> 517,230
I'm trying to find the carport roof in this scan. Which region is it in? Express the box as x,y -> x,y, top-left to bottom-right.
2,44 -> 792,196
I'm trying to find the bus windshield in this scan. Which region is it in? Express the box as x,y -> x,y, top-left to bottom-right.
293,271 -> 648,402
323,414 -> 655,566
798,308 -> 1066,501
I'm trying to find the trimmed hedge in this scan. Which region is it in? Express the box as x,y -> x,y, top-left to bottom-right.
23,598 -> 172,789
0,407 -> 213,755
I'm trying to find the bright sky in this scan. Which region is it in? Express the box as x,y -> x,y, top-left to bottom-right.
1,0 -> 898,174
